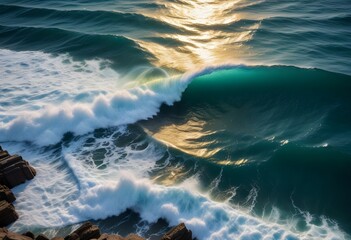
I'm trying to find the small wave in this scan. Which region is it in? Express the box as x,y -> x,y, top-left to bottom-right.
0,4 -> 183,35
0,24 -> 152,69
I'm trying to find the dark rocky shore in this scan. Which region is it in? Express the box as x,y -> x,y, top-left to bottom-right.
0,221 -> 192,240
0,146 -> 193,240
0,145 -> 36,227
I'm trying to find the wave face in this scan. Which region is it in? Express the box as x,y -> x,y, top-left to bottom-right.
142,66 -> 351,234
1,0 -> 351,239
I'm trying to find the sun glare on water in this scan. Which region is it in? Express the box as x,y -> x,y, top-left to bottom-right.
138,0 -> 261,71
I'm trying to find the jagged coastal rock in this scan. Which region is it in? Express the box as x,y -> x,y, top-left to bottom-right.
0,222 -> 193,240
0,185 -> 16,203
0,147 -> 36,188
161,223 -> 192,240
0,146 -> 36,227
0,200 -> 18,227
64,222 -> 101,240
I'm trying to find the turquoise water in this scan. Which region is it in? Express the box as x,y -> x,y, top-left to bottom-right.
0,1 -> 351,239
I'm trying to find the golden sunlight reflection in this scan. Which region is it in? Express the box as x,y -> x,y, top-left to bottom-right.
152,165 -> 188,186
138,0 -> 261,70
141,103 -> 257,168
144,118 -> 222,159
217,158 -> 248,166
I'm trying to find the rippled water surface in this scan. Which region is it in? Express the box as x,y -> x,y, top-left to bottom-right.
1,0 -> 351,239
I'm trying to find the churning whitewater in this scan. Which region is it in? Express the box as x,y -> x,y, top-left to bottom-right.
0,49 -> 188,145
1,49 -> 349,239
1,0 -> 351,239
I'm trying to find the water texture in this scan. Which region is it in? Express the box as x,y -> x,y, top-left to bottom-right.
1,1 -> 351,239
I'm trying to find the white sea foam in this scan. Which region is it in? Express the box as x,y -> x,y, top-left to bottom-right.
0,49 -> 188,145
1,50 -> 348,240
4,132 -> 347,240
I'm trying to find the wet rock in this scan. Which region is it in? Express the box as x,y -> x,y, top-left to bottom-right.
35,234 -> 49,240
0,147 -> 37,227
22,231 -> 35,239
0,151 -> 9,159
161,223 -> 192,240
73,222 -> 92,235
0,216 -> 194,240
97,233 -> 109,240
97,234 -> 143,240
4,232 -> 33,240
63,233 -> 78,240
0,200 -> 18,227
51,237 -> 64,240
124,234 -> 144,240
97,234 -> 123,240
0,155 -> 36,188
79,225 -> 100,240
0,185 -> 16,203
1,227 -> 9,239
65,222 -> 100,240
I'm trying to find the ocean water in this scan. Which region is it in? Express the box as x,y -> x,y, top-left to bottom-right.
0,0 -> 351,239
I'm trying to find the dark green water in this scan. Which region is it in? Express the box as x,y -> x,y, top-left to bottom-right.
1,0 -> 351,239
143,66 -> 351,233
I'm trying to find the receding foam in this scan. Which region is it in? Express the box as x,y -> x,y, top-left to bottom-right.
6,130 -> 347,240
